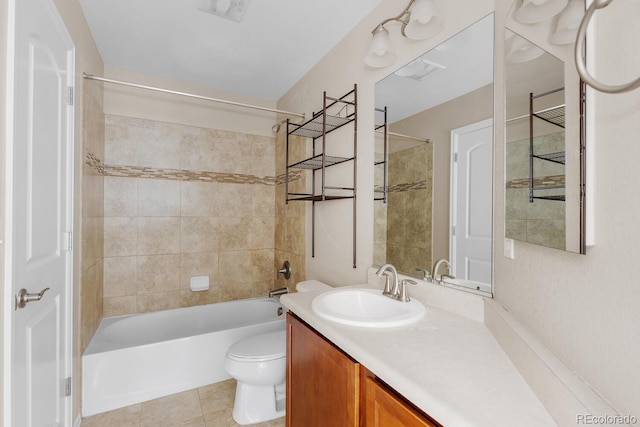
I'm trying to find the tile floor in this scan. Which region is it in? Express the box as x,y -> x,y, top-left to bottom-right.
81,379 -> 285,427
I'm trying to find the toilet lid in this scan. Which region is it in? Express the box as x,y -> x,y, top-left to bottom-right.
227,330 -> 286,362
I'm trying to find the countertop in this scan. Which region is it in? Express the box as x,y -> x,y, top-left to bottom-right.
280,284 -> 556,427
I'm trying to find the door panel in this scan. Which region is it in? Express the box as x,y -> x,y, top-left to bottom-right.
9,0 -> 74,425
451,120 -> 493,285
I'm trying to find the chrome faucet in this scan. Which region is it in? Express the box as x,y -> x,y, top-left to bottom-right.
431,259 -> 454,283
376,264 -> 398,297
375,264 -> 417,302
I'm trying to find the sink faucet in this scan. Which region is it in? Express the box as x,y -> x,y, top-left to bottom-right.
431,259 -> 453,283
375,264 -> 398,298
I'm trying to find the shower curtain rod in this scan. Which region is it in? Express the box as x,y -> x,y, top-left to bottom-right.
82,73 -> 306,119
375,129 -> 430,143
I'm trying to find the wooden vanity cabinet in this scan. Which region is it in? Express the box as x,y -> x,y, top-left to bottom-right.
362,369 -> 440,427
287,313 -> 440,427
286,313 -> 360,427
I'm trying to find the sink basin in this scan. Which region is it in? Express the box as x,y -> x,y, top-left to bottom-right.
311,288 -> 425,328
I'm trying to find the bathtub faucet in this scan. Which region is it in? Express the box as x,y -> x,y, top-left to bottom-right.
268,287 -> 289,298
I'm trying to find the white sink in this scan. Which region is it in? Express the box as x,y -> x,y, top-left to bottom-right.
311,288 -> 426,328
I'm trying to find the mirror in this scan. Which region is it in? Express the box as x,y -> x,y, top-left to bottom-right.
374,14 -> 494,295
504,1 -> 585,254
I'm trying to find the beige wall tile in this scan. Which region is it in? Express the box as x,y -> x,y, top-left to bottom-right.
252,135 -> 276,178
216,133 -> 253,175
251,216 -> 275,249
253,185 -> 275,217
252,249 -> 275,284
218,183 -> 253,218
218,250 -> 252,287
181,181 -> 218,217
103,296 -> 137,317
180,133 -> 219,172
138,179 -> 180,217
181,217 -> 218,253
180,252 -> 218,290
137,254 -> 181,294
104,256 -> 137,298
218,217 -> 251,251
104,217 -> 137,257
136,291 -> 182,313
138,217 -> 181,255
104,176 -> 137,217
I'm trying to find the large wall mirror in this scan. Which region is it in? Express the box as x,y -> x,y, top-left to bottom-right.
373,14 -> 494,296
505,0 -> 585,254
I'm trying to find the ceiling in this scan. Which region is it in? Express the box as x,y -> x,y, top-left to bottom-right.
79,0 -> 383,101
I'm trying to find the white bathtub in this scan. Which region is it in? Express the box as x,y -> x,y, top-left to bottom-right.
82,297 -> 286,417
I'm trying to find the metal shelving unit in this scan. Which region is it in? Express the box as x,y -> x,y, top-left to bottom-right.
285,85 -> 357,267
529,88 -> 566,202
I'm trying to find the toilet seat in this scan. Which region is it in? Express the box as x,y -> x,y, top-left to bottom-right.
227,330 -> 286,362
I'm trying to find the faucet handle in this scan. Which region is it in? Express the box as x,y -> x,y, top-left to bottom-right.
415,268 -> 431,281
398,279 -> 418,302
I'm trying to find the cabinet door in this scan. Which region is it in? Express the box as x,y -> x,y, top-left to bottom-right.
364,375 -> 438,427
286,313 -> 360,427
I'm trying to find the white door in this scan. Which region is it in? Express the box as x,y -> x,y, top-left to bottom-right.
6,0 -> 74,425
450,119 -> 492,284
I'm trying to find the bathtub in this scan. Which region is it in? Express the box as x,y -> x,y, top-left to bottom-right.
82,297 -> 286,417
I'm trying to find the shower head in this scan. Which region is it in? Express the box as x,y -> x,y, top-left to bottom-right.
271,119 -> 288,134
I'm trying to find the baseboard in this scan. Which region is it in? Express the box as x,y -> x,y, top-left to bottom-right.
484,299 -> 630,427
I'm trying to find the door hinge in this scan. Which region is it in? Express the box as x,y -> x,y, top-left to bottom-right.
65,231 -> 72,251
65,377 -> 71,397
67,87 -> 74,105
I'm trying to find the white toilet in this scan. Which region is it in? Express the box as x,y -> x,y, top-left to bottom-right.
224,280 -> 331,425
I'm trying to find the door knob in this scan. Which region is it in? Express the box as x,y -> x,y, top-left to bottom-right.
15,287 -> 50,310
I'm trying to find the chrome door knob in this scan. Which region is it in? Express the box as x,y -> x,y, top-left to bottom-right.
15,287 -> 50,310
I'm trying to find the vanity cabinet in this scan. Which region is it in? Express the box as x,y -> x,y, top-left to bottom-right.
286,313 -> 440,427
286,313 -> 360,427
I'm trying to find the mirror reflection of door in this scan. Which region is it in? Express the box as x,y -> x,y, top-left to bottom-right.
450,119 -> 493,286
374,14 -> 494,295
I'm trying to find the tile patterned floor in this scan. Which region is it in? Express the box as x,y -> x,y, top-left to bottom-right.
81,379 -> 285,427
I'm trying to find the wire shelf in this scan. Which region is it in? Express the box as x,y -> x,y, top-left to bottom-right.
288,114 -> 353,138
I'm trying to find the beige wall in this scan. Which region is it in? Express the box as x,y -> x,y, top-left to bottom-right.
280,0 -> 640,418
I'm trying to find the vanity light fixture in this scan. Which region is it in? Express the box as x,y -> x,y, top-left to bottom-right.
197,0 -> 250,23
505,34 -> 545,63
550,0 -> 584,45
515,0 -> 568,24
364,0 -> 444,69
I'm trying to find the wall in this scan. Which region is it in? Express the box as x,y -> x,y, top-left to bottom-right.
280,0 -> 639,419
100,114 -> 279,315
494,0 -> 640,416
278,0 -> 495,286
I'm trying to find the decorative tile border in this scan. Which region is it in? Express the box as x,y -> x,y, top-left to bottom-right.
506,175 -> 565,189
374,180 -> 428,194
85,152 -> 302,186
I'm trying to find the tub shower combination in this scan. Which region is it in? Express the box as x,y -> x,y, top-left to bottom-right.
82,296 -> 286,416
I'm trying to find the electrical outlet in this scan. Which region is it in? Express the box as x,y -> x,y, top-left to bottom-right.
504,238 -> 515,259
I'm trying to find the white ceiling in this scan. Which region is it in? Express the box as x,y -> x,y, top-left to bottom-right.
79,0 -> 383,101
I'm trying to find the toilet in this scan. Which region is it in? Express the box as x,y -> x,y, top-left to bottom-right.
224,280 -> 331,425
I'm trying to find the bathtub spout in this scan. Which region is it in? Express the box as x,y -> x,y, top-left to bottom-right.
269,287 -> 289,298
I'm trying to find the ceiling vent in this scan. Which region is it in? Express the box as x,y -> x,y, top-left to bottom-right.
197,0 -> 250,23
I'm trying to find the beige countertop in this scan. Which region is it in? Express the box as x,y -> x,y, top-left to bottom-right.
281,282 -> 556,427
